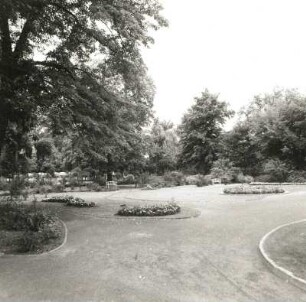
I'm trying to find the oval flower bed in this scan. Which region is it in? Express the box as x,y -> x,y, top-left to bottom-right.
42,196 -> 95,207
224,185 -> 285,194
117,203 -> 180,217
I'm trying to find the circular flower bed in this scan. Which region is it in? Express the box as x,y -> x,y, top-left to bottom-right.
117,203 -> 180,217
224,185 -> 285,194
41,196 -> 95,207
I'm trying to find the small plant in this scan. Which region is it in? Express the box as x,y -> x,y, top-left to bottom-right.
223,185 -> 285,194
117,203 -> 180,216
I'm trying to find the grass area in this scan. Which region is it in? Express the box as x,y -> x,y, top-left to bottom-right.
263,221 -> 306,279
0,201 -> 65,254
224,185 -> 285,194
117,203 -> 180,216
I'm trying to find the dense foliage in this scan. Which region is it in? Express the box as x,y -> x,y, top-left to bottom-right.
178,90 -> 234,174
222,89 -> 306,180
146,119 -> 179,174
0,0 -> 167,176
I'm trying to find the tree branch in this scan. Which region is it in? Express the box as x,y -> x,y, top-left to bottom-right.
0,13 -> 12,61
33,60 -> 76,79
13,16 -> 36,61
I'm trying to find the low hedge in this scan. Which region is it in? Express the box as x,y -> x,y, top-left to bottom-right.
117,203 -> 180,216
224,185 -> 285,194
41,195 -> 95,207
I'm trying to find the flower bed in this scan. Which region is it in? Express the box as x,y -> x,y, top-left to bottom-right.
117,203 -> 180,216
41,195 -> 95,207
0,201 -> 64,254
224,185 -> 285,194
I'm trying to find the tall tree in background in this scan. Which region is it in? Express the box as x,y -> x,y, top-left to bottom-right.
223,89 -> 306,176
146,119 -> 179,174
178,90 -> 234,174
0,0 -> 167,175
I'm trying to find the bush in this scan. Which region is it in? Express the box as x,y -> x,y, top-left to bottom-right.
51,183 -> 65,193
262,159 -> 290,182
147,175 -> 166,188
9,176 -> 28,200
237,174 -> 254,184
287,170 -> 306,183
163,171 -> 186,186
223,185 -> 284,194
33,185 -> 53,195
117,203 -> 180,216
117,174 -> 135,185
195,175 -> 212,187
0,178 -> 9,191
136,173 -> 150,187
87,182 -> 104,192
41,195 -> 95,207
0,201 -> 54,231
95,175 -> 106,186
185,175 -> 202,185
66,198 -> 95,207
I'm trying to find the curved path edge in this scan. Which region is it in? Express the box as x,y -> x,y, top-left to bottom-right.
0,219 -> 68,258
259,219 -> 306,292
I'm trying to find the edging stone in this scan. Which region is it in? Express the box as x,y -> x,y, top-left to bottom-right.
259,219 -> 306,292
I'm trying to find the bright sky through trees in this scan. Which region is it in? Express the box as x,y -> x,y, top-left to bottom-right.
142,0 -> 306,127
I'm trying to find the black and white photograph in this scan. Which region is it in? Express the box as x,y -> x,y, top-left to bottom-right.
1,0 -> 306,301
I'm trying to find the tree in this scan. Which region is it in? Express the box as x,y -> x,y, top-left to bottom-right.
0,0 -> 167,174
221,122 -> 261,175
223,89 -> 306,176
178,90 -> 234,174
146,119 -> 179,174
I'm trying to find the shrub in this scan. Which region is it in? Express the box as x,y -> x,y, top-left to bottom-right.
237,174 -> 254,184
0,201 -> 54,231
287,170 -> 306,183
117,174 -> 135,185
41,196 -> 71,203
87,182 -> 104,192
41,195 -> 95,207
33,185 -> 53,195
147,175 -> 166,188
51,183 -> 65,193
262,159 -> 290,182
95,175 -> 106,186
0,199 -> 63,253
223,185 -> 284,194
185,175 -> 202,185
117,203 -> 180,216
195,175 -> 212,187
136,173 -> 150,187
66,198 -> 95,207
163,171 -> 186,186
9,176 -> 28,200
0,178 -> 9,191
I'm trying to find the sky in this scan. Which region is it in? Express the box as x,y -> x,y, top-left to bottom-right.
142,0 -> 306,128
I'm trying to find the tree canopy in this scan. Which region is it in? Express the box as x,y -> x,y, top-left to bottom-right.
223,89 -> 306,176
0,0 -> 167,175
178,90 -> 234,174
